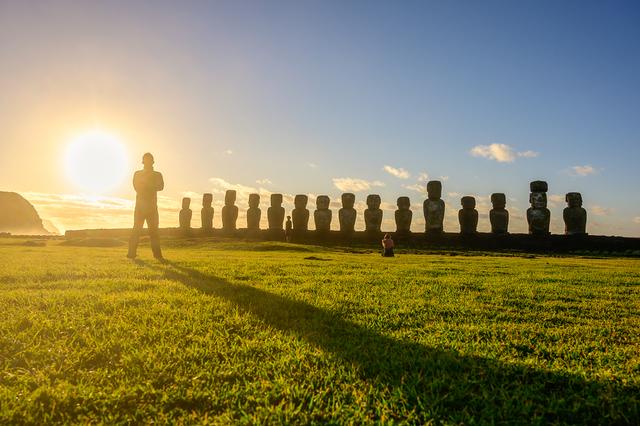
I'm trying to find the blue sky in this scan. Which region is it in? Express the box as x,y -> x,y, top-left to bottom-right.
1,0 -> 639,235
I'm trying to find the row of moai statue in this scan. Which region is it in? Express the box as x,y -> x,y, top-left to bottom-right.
178,180 -> 587,235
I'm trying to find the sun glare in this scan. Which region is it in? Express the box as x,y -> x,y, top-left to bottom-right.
64,130 -> 129,193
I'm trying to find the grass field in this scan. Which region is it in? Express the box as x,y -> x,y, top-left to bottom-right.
0,238 -> 639,424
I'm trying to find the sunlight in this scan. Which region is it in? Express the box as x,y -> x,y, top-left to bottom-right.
64,129 -> 129,193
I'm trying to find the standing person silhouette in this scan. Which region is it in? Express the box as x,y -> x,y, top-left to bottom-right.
127,153 -> 164,260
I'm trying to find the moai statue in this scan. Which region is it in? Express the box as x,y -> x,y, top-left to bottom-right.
458,196 -> 478,235
314,195 -> 332,232
563,192 -> 587,235
423,180 -> 445,233
201,193 -> 214,231
527,180 -> 550,235
364,194 -> 383,233
292,195 -> 310,231
221,190 -> 238,231
395,196 -> 412,233
338,193 -> 357,233
179,197 -> 192,232
268,193 -> 285,230
489,193 -> 509,234
246,193 -> 261,230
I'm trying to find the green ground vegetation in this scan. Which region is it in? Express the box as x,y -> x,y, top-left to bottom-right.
0,238 -> 638,424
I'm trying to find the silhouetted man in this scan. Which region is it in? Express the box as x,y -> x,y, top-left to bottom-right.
128,153 -> 164,260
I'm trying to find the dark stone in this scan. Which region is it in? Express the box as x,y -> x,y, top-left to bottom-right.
292,194 -> 310,231
527,181 -> 550,235
179,197 -> 192,231
458,196 -> 478,234
395,196 -> 412,233
423,180 -> 445,233
247,193 -> 261,230
564,192 -> 587,235
201,193 -> 214,231
338,193 -> 357,233
268,194 -> 285,230
489,193 -> 509,234
221,190 -> 238,231
530,180 -> 548,192
0,191 -> 50,235
364,194 -> 383,232
314,195 -> 332,232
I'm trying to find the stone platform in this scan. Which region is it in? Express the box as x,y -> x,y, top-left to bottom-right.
64,228 -> 640,254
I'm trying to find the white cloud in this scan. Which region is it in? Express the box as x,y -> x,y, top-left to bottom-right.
256,178 -> 272,185
417,172 -> 429,182
403,183 -> 427,193
224,149 -> 233,155
590,205 -> 614,217
308,162 -> 318,169
469,144 -> 538,163
517,150 -> 539,158
383,165 -> 410,179
332,177 -> 385,192
440,175 -> 449,181
634,217 -> 640,224
570,165 -> 597,177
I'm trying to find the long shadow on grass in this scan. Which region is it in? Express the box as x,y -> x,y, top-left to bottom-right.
145,260 -> 638,423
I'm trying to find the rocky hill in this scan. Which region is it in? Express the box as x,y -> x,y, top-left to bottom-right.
0,191 -> 51,235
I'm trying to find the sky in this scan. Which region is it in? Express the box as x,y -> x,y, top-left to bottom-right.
1,0 -> 639,236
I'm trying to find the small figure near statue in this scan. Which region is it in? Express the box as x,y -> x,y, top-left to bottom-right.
381,233 -> 395,257
128,153 -> 164,260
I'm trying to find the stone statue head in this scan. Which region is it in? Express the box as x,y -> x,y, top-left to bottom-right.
366,194 -> 381,210
271,193 -> 283,207
566,192 -> 582,207
427,181 -> 442,200
397,196 -> 410,210
248,193 -> 260,208
530,180 -> 548,193
202,193 -> 213,207
461,196 -> 476,209
182,197 -> 191,209
529,192 -> 547,209
341,193 -> 355,209
224,190 -> 236,206
491,193 -> 506,209
294,194 -> 308,209
316,195 -> 330,210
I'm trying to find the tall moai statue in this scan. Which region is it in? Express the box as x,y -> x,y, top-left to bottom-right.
221,190 -> 238,231
292,195 -> 310,231
395,196 -> 412,233
563,192 -> 587,235
314,195 -> 332,232
246,193 -> 261,230
268,193 -> 285,230
364,194 -> 383,233
458,196 -> 478,234
201,193 -> 214,231
179,197 -> 192,232
338,193 -> 357,233
527,180 -> 550,235
423,180 -> 445,233
489,193 -> 509,234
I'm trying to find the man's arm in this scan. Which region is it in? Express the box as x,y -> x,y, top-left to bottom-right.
132,171 -> 141,193
156,172 -> 164,191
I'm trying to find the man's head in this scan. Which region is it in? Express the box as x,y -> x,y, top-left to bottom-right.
142,153 -> 154,168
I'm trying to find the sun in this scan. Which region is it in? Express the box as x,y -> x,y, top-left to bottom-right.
64,130 -> 129,193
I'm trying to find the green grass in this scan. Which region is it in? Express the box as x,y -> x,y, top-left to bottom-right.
0,238 -> 639,424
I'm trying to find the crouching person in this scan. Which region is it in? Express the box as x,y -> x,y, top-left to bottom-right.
381,233 -> 395,257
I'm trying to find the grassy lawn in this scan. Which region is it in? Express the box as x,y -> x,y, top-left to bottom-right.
0,238 -> 638,424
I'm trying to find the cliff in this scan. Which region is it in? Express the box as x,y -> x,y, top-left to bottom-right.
0,191 -> 51,235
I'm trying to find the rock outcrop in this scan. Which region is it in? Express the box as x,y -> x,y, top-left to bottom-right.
0,192 -> 51,235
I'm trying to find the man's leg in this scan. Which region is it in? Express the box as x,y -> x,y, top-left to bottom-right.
127,208 -> 145,258
147,208 -> 163,259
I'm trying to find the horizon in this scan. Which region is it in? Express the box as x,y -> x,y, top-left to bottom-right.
1,0 -> 639,236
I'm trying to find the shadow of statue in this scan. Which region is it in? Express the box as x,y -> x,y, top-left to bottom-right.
141,260 -> 638,423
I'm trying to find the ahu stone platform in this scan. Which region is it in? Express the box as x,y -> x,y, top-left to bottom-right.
64,227 -> 640,254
